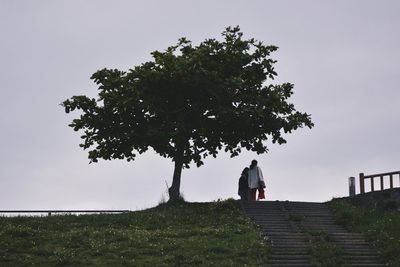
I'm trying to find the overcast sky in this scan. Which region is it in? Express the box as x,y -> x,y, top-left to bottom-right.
1,1 -> 399,211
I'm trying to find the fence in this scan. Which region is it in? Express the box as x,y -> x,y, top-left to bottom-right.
359,171 -> 400,194
0,210 -> 130,216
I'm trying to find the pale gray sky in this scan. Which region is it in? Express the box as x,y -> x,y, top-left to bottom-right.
1,0 -> 399,210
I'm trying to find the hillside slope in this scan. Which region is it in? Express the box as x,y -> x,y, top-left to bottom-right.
0,200 -> 269,266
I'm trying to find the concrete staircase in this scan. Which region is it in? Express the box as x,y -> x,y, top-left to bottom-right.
243,201 -> 385,267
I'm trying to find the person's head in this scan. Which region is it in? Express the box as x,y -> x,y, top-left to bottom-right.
250,160 -> 257,168
241,167 -> 249,175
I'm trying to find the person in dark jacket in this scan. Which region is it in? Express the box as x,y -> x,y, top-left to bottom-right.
238,167 -> 249,201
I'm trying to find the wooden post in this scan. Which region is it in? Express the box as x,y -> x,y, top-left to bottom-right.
380,176 -> 384,191
349,177 -> 356,197
370,177 -> 374,192
390,174 -> 394,189
360,173 -> 365,194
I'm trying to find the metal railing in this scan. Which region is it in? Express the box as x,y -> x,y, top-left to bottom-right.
359,171 -> 400,194
0,210 -> 130,216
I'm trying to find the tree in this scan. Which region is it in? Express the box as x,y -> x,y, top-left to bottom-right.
62,26 -> 314,201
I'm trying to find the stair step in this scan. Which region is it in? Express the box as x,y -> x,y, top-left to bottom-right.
272,251 -> 310,255
243,201 -> 384,266
267,264 -> 311,267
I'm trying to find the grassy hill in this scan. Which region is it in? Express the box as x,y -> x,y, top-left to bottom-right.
329,199 -> 400,266
3,198 -> 397,266
0,199 -> 270,266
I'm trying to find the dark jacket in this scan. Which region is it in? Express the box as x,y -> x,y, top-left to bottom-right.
238,174 -> 249,195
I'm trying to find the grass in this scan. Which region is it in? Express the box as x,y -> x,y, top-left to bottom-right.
0,199 -> 270,266
287,214 -> 304,222
329,199 -> 400,266
307,230 -> 344,267
286,212 -> 344,266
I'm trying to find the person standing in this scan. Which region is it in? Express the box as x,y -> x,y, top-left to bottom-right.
238,167 -> 249,201
248,160 -> 265,201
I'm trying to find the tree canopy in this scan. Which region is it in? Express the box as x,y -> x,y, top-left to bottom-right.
62,26 -> 313,200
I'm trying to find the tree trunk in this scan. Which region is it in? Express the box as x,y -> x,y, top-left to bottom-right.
168,155 -> 183,202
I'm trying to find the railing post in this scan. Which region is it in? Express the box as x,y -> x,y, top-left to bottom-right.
349,177 -> 356,197
359,173 -> 365,194
370,177 -> 375,192
390,174 -> 394,189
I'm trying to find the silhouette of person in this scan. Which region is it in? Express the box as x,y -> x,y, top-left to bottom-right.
248,160 -> 265,201
238,167 -> 249,201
